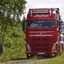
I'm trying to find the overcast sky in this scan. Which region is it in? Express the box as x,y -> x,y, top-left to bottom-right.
25,0 -> 64,21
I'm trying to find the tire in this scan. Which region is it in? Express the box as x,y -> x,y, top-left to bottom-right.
60,45 -> 63,54
58,45 -> 63,56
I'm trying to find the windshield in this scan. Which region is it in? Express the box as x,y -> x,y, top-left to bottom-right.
27,20 -> 57,28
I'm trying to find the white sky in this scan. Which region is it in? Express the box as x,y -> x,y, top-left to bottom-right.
25,0 -> 64,21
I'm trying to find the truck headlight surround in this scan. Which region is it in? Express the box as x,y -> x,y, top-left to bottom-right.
52,42 -> 58,52
26,44 -> 31,51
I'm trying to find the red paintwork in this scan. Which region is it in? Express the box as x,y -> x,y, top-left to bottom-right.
25,8 -> 62,56
27,8 -> 59,21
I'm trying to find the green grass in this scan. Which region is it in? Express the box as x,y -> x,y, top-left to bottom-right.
0,43 -> 26,62
33,52 -> 64,64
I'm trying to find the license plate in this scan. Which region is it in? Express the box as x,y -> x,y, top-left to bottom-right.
38,52 -> 45,54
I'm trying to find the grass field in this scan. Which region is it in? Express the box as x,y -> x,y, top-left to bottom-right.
33,52 -> 64,64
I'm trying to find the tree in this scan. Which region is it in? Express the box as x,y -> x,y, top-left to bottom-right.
0,0 -> 26,53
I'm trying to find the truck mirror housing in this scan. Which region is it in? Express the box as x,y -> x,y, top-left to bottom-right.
22,18 -> 27,33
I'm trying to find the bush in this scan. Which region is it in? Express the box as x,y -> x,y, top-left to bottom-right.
0,23 -> 26,62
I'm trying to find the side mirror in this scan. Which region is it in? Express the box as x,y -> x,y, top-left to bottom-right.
58,21 -> 61,30
59,26 -> 61,30
22,18 -> 27,33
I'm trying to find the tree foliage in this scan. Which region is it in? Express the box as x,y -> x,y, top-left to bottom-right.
0,0 -> 26,53
0,0 -> 26,31
0,22 -> 26,61
0,0 -> 26,19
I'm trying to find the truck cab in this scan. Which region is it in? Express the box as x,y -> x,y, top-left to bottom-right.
22,8 -> 63,58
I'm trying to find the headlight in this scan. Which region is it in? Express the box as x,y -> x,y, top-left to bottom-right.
26,44 -> 31,51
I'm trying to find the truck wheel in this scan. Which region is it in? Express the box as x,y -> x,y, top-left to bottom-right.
60,45 -> 63,54
58,45 -> 63,56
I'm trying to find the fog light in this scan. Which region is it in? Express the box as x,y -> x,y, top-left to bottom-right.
28,54 -> 31,56
51,54 -> 55,56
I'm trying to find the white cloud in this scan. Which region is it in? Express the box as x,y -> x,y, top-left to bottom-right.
26,0 -> 64,21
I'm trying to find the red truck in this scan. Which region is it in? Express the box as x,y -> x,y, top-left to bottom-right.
22,8 -> 63,58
